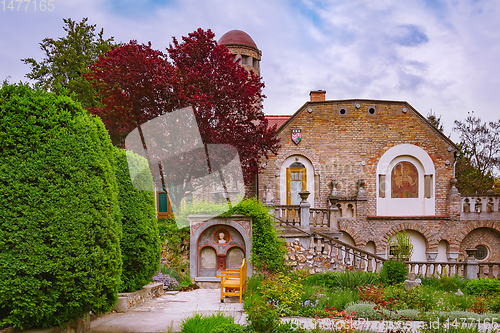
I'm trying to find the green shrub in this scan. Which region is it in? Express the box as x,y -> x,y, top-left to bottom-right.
114,148 -> 160,292
0,84 -> 122,329
304,271 -> 380,290
380,260 -> 408,285
464,278 -> 500,296
246,301 -> 281,332
334,271 -> 380,290
303,271 -> 339,289
385,285 -> 433,311
258,272 -> 304,314
490,297 -> 500,313
180,312 -> 235,333
322,288 -> 359,311
420,275 -> 468,292
223,198 -> 286,273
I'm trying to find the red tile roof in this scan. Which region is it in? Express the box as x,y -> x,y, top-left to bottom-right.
265,115 -> 291,132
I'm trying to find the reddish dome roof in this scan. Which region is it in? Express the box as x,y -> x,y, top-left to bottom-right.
218,30 -> 258,49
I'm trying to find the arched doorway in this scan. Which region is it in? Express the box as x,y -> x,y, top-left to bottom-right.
287,162 -> 306,205
279,155 -> 315,207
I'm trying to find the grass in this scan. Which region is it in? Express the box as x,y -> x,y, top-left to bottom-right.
303,271 -> 380,290
180,312 -> 236,333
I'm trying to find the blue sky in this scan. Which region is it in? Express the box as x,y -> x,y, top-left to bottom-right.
1,0 -> 499,142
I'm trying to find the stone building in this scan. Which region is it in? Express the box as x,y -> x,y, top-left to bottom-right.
257,90 -> 500,267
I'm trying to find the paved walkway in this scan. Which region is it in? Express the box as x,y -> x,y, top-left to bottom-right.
89,289 -> 246,333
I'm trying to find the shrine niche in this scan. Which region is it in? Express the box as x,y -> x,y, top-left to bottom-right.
189,215 -> 252,285
391,161 -> 418,198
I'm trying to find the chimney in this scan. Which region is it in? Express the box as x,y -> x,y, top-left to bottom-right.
310,90 -> 326,102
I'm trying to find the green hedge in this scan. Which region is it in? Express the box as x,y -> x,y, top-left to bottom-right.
113,148 -> 160,292
464,278 -> 500,296
0,84 -> 122,329
223,198 -> 287,273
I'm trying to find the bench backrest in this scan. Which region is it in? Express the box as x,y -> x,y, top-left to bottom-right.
240,259 -> 247,286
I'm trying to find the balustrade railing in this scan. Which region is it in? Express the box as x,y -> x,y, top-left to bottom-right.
478,262 -> 500,279
404,261 -> 500,280
315,231 -> 386,273
461,195 -> 500,219
405,262 -> 466,277
310,208 -> 331,228
273,205 -> 300,227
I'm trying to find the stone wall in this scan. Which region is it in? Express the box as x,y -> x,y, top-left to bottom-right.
113,283 -> 164,313
285,238 -> 340,274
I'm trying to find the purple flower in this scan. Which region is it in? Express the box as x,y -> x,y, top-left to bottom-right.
152,272 -> 179,291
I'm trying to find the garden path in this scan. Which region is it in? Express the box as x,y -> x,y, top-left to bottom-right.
89,288 -> 246,333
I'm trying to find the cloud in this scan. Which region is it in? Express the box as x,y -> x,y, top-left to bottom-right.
389,24 -> 429,47
1,0 -> 500,143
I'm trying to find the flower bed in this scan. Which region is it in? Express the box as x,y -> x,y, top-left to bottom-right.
243,271 -> 500,332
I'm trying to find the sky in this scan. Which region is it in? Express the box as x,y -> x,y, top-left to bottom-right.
1,0 -> 500,143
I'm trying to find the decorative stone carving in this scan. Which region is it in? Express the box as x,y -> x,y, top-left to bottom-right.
331,180 -> 338,198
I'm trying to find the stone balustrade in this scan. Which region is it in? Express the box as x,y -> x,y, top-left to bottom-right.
309,208 -> 331,228
273,205 -> 300,227
461,194 -> 500,220
405,261 -> 500,280
478,262 -> 500,279
406,262 -> 466,277
315,232 -> 385,273
285,234 -> 385,274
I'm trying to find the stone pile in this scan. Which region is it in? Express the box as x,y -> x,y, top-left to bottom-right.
285,238 -> 348,274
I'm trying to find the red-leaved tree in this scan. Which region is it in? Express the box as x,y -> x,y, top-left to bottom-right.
86,29 -> 280,207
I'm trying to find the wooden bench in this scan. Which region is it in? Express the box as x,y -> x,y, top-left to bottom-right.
216,258 -> 247,303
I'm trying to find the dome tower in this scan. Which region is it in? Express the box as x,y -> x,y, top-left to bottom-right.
218,30 -> 262,76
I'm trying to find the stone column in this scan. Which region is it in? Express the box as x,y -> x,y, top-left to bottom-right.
328,196 -> 339,232
356,179 -> 367,218
299,191 -> 310,230
464,248 -> 479,280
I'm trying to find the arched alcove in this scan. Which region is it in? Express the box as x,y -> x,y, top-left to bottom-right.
189,215 -> 253,283
376,144 -> 435,216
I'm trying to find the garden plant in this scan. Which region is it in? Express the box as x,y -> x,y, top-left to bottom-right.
0,84 -> 122,329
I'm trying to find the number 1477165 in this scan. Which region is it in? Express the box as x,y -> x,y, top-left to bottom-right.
2,0 -> 54,11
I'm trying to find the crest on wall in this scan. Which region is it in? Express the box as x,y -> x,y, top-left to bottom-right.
291,129 -> 301,145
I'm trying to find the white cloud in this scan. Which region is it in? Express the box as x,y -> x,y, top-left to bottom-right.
1,0 -> 499,143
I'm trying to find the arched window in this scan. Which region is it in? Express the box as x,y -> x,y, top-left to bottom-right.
391,162 -> 418,198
